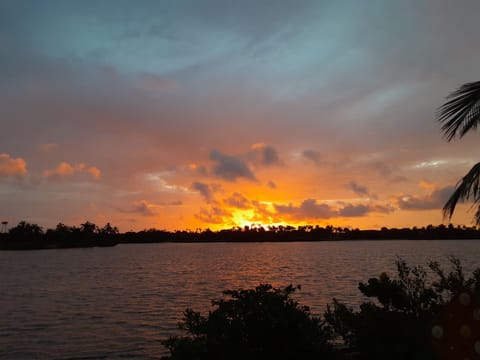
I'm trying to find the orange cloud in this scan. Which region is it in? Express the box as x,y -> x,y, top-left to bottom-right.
87,166 -> 101,179
0,153 -> 27,177
44,162 -> 101,180
419,181 -> 436,190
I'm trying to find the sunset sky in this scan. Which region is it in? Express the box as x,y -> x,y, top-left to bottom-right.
1,0 -> 480,231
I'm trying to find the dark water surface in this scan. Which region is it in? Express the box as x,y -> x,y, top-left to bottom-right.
2,240 -> 480,359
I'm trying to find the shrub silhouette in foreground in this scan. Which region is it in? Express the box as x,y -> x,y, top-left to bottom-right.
161,284 -> 334,360
162,259 -> 480,360
325,257 -> 480,360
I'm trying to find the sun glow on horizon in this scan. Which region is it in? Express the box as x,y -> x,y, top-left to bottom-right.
229,207 -> 290,230
231,209 -> 256,228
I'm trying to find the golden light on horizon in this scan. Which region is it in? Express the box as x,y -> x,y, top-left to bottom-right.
231,209 -> 256,228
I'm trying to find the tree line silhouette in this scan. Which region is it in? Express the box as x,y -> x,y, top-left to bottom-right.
1,221 -> 480,250
0,221 -> 118,250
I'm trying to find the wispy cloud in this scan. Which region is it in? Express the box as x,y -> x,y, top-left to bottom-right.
38,143 -> 58,153
345,181 -> 370,197
191,181 -> 215,203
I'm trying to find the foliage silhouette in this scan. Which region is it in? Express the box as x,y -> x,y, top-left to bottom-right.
161,284 -> 334,360
8,221 -> 43,239
2,221 -> 480,250
325,257 -> 480,360
438,81 -> 480,224
1,220 -> 119,249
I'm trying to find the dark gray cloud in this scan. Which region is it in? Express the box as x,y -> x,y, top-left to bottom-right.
275,199 -> 337,219
210,150 -> 256,182
397,186 -> 455,210
338,204 -> 370,217
372,204 -> 396,214
368,161 -> 394,178
195,206 -> 231,224
267,180 -> 277,189
191,182 -> 215,203
338,203 -> 393,217
345,181 -> 369,197
247,143 -> 283,166
302,150 -> 324,166
128,200 -> 158,216
224,192 -> 250,209
275,199 -> 394,220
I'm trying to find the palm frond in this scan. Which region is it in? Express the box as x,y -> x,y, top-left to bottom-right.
443,162 -> 480,224
474,205 -> 480,226
437,81 -> 480,141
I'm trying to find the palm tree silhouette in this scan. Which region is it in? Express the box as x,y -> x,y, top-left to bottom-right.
437,81 -> 480,224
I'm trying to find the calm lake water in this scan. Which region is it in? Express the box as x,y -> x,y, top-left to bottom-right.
2,240 -> 480,359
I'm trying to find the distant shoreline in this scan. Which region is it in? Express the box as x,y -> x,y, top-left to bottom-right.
4,237 -> 480,251
1,222 -> 480,250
